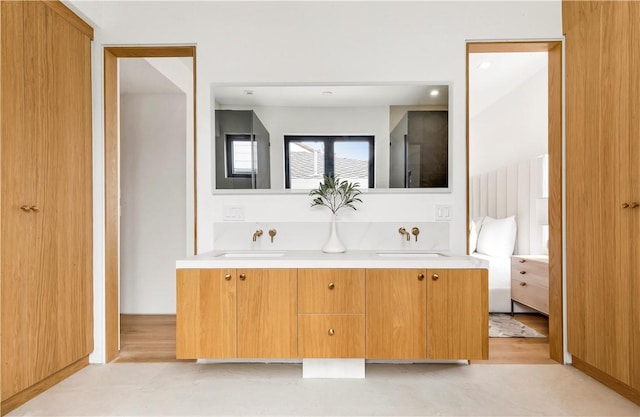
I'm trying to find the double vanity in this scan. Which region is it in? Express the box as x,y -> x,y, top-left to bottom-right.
176,251 -> 488,377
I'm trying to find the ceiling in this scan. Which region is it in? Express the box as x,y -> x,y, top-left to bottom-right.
119,58 -> 191,95
213,84 -> 449,107
469,52 -> 548,118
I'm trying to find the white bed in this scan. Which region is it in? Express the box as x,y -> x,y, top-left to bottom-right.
470,252 -> 512,313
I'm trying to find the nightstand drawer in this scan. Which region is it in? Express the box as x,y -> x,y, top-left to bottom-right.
298,269 -> 365,313
298,314 -> 364,358
511,278 -> 549,314
511,257 -> 548,288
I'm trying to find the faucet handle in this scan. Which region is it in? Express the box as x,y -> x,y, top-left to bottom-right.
268,229 -> 277,243
411,227 -> 420,242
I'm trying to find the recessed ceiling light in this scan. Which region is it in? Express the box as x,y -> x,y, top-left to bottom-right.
430,89 -> 439,97
322,91 -> 333,96
244,90 -> 254,95
479,61 -> 491,70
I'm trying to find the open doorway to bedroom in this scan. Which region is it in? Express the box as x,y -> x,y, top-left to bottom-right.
104,46 -> 197,363
466,42 -> 562,364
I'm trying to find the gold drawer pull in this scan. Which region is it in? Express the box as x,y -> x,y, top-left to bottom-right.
622,202 -> 630,208
519,259 -> 526,263
239,273 -> 246,281
520,282 -> 527,287
20,205 -> 30,212
432,273 -> 439,281
328,328 -> 335,336
418,273 -> 425,281
632,202 -> 640,209
328,282 -> 335,290
224,274 -> 232,281
519,271 -> 526,275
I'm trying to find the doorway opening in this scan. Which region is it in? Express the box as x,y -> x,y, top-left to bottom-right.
104,46 -> 197,362
466,42 -> 563,364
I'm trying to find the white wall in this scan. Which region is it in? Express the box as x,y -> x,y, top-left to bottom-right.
66,0 -> 562,363
469,67 -> 548,176
120,94 -> 187,314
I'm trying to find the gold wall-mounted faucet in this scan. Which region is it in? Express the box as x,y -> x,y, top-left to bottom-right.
252,229 -> 263,242
398,227 -> 410,241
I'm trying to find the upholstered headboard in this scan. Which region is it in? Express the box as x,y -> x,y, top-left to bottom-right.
470,155 -> 548,256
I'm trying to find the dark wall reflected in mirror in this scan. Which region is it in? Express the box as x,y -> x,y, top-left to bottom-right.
212,84 -> 450,192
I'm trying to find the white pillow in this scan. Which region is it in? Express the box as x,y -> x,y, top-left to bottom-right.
475,216 -> 517,257
468,217 -> 484,253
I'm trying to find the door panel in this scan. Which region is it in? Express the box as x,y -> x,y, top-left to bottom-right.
1,0 -> 32,399
365,269 -> 426,359
426,269 -> 488,360
566,2 -> 632,384
237,269 -> 297,358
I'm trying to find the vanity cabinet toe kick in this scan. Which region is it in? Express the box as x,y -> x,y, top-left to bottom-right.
176,266 -> 488,368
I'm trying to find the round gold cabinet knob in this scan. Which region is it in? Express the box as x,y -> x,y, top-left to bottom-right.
418,273 -> 425,281
328,328 -> 335,336
519,271 -> 527,275
432,273 -> 439,281
631,202 -> 640,209
519,259 -> 526,263
239,273 -> 246,281
225,274 -> 232,281
622,203 -> 630,208
20,205 -> 30,212
328,282 -> 335,290
520,282 -> 527,287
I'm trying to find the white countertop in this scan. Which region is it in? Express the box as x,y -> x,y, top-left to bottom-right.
176,250 -> 488,269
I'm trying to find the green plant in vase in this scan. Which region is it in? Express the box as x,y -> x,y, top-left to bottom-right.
309,174 -> 363,253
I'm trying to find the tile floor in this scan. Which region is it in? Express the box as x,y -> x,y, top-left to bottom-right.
8,362 -> 640,416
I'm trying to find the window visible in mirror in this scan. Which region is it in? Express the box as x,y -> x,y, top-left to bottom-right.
225,134 -> 256,178
284,135 -> 374,189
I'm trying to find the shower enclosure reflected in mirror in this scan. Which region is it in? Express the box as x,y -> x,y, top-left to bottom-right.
213,84 -> 450,191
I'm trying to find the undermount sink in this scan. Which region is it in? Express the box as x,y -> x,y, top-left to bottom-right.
214,252 -> 286,258
375,251 -> 445,258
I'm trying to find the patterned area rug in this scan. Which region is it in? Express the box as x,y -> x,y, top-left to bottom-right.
489,314 -> 547,338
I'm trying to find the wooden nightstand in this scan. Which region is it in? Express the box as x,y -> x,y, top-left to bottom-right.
511,255 -> 549,315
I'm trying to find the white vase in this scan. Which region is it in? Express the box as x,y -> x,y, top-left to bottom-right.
322,213 -> 346,253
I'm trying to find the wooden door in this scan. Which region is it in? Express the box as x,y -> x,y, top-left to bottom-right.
566,1 -> 633,385
176,269 -> 237,359
237,269 -> 297,358
1,1 -> 33,399
426,269 -> 488,360
22,1 -> 93,385
365,269 -> 426,359
631,1 -> 640,392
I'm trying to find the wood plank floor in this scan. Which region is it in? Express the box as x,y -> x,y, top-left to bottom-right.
116,315 -> 193,363
472,313 -> 556,365
117,313 -> 555,364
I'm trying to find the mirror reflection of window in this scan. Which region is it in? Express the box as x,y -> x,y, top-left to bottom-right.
284,136 -> 374,189
226,134 -> 256,177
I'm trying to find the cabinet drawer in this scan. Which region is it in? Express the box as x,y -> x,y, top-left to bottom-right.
511,278 -> 549,314
298,269 -> 365,313
511,258 -> 548,288
298,314 -> 364,358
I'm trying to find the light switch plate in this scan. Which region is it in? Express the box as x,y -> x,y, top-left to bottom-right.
435,205 -> 452,221
223,206 -> 245,222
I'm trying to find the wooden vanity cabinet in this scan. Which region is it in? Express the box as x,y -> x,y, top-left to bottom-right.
426,269 -> 488,360
366,269 -> 427,359
176,268 -> 297,359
